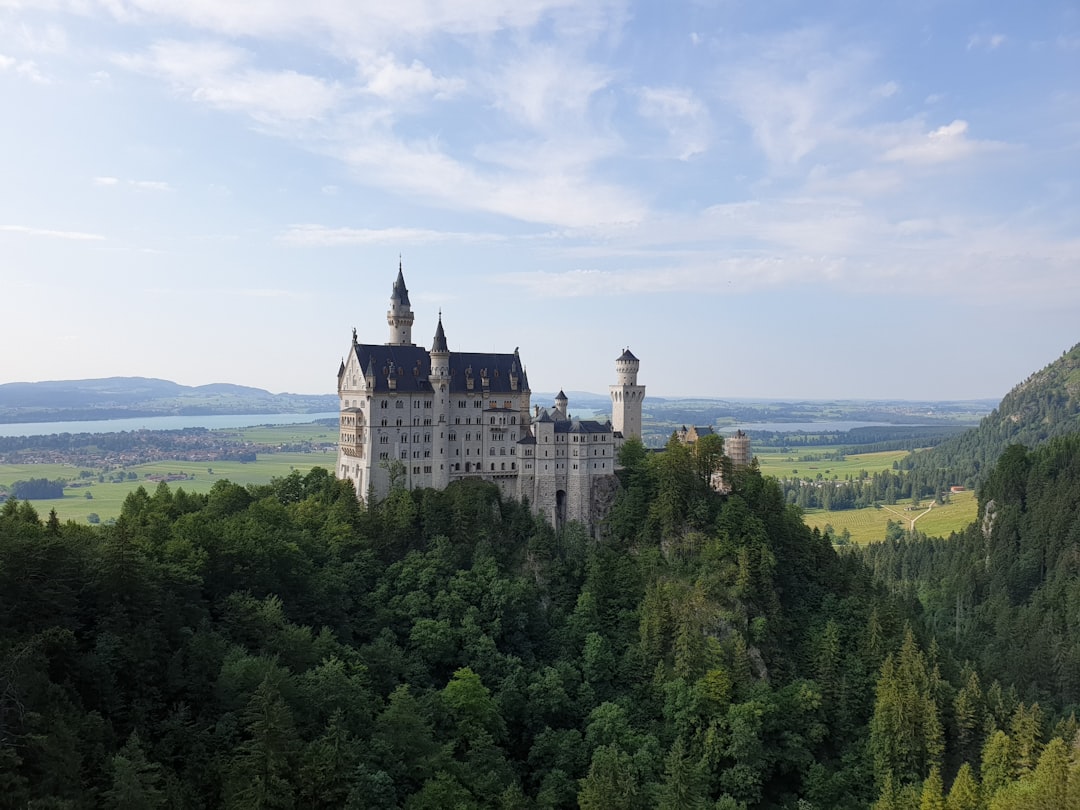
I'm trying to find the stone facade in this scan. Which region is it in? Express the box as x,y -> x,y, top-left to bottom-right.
336,266 -> 644,527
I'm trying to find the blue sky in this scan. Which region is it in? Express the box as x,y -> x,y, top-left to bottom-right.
1,1 -> 1077,400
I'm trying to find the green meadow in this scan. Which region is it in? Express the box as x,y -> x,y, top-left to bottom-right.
801,490 -> 978,545
753,445 -> 977,544
754,447 -> 912,480
0,422 -> 337,524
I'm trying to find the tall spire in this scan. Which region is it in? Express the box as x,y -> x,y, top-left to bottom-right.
391,259 -> 411,306
387,260 -> 415,345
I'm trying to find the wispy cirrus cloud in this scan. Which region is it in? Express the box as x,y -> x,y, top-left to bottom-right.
883,119 -> 1006,164
637,86 -> 710,159
279,225 -> 506,246
94,176 -> 173,191
0,224 -> 105,240
115,40 -> 342,124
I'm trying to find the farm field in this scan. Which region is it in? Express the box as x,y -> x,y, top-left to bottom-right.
0,451 -> 335,524
754,447 -> 913,480
802,489 -> 978,545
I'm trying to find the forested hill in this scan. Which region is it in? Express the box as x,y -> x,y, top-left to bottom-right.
901,342 -> 1080,487
5,437 -> 1080,807
0,442 -> 915,808
0,377 -> 337,422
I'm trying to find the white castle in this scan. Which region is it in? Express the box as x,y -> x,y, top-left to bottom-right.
336,265 -> 644,527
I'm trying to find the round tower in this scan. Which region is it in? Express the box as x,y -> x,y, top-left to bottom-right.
387,261 -> 415,345
554,389 -> 568,420
610,348 -> 645,441
430,313 -> 451,489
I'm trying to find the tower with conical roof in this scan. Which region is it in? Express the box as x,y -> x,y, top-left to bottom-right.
387,261 -> 415,345
610,348 -> 645,441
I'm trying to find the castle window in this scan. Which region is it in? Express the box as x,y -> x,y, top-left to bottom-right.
455,418 -> 461,424
381,400 -> 388,409
510,416 -> 516,424
380,436 -> 389,444
424,466 -> 432,473
413,433 -> 419,442
501,462 -> 505,470
449,433 -> 456,441
413,451 -> 420,458
396,418 -> 403,426
490,417 -> 495,424
401,435 -> 407,443
424,401 -> 432,408
413,466 -> 420,474
490,448 -> 495,456
424,434 -> 430,442
414,401 -> 420,408
424,451 -> 430,458
379,452 -> 388,460
381,419 -> 388,426
511,462 -> 516,470
500,448 -> 506,455
395,400 -> 403,408
458,400 -> 466,408
474,401 -> 481,408
490,464 -> 495,471
400,451 -> 407,459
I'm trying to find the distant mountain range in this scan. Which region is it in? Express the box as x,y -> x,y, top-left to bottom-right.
0,377 -> 337,424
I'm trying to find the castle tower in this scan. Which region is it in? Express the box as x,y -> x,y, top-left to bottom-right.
726,429 -> 751,469
554,390 -> 568,420
387,261 -> 415,345
431,314 -> 451,489
610,348 -> 644,441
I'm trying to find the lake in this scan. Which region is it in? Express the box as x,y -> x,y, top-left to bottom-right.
0,413 -> 339,438
724,421 -> 919,433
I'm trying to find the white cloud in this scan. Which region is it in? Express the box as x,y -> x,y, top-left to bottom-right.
1,224 -> 105,240
116,40 -> 341,124
358,53 -> 463,100
487,45 -> 612,131
339,134 -> 645,228
637,86 -> 710,159
967,33 -> 1006,51
278,225 -> 505,246
717,27 -> 877,168
0,51 -> 46,82
883,119 -> 1004,164
873,81 -> 899,98
130,179 -> 172,191
94,175 -> 119,185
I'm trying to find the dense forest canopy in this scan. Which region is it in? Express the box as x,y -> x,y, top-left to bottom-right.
4,376 -> 1080,808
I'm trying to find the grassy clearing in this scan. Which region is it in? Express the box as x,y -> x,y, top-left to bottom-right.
0,450 -> 336,524
755,447 -> 912,480
802,489 -> 978,545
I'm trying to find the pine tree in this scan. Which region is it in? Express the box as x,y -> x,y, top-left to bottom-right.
981,730 -> 1012,801
920,765 -> 945,810
104,732 -> 165,809
945,763 -> 980,810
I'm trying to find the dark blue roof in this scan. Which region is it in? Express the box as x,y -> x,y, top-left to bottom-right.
350,343 -> 528,394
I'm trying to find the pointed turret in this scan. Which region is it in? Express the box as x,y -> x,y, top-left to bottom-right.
387,260 -> 415,345
391,261 -> 411,306
432,311 -> 449,354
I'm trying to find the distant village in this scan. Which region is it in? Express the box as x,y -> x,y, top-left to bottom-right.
0,428 -> 335,469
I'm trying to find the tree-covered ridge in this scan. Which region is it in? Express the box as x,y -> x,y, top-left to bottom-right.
1,437 -> 922,809
901,343 -> 1080,488
863,433 -> 1080,807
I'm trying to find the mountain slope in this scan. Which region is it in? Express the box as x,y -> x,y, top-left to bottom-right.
902,343 -> 1080,486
